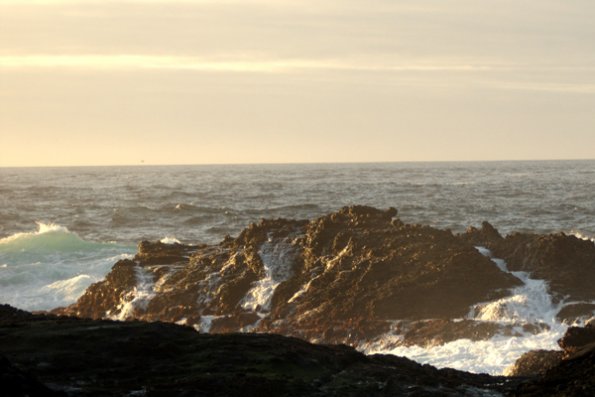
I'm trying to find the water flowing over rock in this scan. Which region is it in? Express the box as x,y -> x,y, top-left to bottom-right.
462,223 -> 595,305
57,206 -> 522,346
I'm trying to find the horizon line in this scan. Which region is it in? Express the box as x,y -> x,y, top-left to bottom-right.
2,158 -> 594,169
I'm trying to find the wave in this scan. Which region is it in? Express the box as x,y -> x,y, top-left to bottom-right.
0,223 -> 135,311
0,222 -> 108,253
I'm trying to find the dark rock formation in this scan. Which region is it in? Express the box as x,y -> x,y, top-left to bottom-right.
558,321 -> 595,359
505,350 -> 563,377
0,354 -> 64,397
3,304 -> 595,396
513,340 -> 595,396
506,321 -> 595,378
462,223 -> 595,304
0,305 -> 518,397
57,206 -> 521,347
556,303 -> 595,323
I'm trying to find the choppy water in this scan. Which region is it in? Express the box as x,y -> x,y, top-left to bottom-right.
1,161 -> 594,374
2,161 -> 594,245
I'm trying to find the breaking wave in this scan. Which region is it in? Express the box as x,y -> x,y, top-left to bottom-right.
0,223 -> 135,311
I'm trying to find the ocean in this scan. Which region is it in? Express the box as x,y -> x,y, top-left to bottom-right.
1,160 -> 594,374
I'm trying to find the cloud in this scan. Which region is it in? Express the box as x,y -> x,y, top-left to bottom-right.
0,0 -> 300,5
0,54 -> 520,73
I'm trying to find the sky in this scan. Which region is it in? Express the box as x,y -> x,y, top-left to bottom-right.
1,0 -> 595,166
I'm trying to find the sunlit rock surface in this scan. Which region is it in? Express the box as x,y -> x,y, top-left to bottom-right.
58,206 -> 522,346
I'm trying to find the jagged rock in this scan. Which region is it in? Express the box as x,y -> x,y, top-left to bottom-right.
57,206 -> 521,347
556,303 -> 595,323
56,259 -> 139,319
507,321 -> 595,380
461,221 -> 503,247
0,305 -> 519,397
468,231 -> 595,302
513,343 -> 595,396
505,350 -> 563,377
397,319 -> 509,347
558,322 -> 595,359
136,240 -> 200,265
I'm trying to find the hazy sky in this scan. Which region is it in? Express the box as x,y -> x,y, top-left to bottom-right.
1,0 -> 595,166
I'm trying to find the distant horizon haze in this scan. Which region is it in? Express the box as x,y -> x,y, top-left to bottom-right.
1,158 -> 595,169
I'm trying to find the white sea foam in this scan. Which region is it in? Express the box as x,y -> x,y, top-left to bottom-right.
193,315 -> 222,333
0,222 -> 94,252
0,222 -> 67,244
361,247 -> 574,375
570,231 -> 595,243
241,234 -> 297,318
109,266 -> 156,321
160,236 -> 181,245
44,274 -> 94,305
364,331 -> 565,375
0,223 -> 135,311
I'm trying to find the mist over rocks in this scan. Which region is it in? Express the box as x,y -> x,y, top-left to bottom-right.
58,206 -> 523,347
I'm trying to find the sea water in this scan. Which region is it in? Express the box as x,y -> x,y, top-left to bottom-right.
1,160 -> 594,373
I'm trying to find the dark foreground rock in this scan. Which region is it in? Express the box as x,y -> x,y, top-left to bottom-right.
3,305 -> 595,396
0,305 -> 516,397
58,206 -> 523,347
1,354 -> 64,397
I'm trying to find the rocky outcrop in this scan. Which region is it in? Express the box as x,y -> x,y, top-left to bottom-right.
558,321 -> 595,359
513,326 -> 595,396
57,206 -> 521,346
0,305 -> 518,397
506,321 -> 595,377
462,222 -> 595,304
505,350 -> 563,377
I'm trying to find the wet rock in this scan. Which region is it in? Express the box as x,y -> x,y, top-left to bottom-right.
489,233 -> 595,301
505,350 -> 563,377
558,321 -> 595,359
136,240 -> 200,265
556,303 -> 595,324
508,321 -> 595,380
58,206 -> 520,347
53,259 -> 138,319
397,319 -> 506,347
461,221 -> 503,247
512,342 -> 595,396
